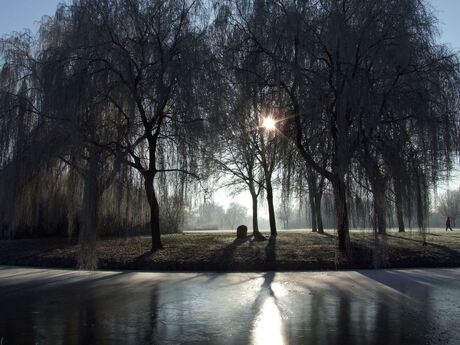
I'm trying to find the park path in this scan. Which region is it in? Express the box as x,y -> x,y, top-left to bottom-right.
1,266 -> 460,344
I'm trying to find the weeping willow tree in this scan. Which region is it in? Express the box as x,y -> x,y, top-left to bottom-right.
0,0 -> 211,267
0,22 -> 149,269
40,0 -> 212,252
0,3 -> 218,256
0,31 -> 80,239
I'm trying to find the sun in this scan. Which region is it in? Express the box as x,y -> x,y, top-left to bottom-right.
262,117 -> 276,131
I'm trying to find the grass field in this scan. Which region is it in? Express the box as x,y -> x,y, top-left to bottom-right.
1,230 -> 460,271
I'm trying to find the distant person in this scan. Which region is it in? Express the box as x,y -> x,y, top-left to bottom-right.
445,216 -> 454,231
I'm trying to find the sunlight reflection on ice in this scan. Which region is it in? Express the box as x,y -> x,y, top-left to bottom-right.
250,296 -> 285,345
270,282 -> 287,298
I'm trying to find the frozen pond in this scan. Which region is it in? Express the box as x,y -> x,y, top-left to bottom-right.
1,266 -> 459,344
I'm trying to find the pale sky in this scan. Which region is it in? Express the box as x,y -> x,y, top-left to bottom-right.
430,0 -> 460,50
1,0 -> 459,44
0,0 -> 459,212
0,0 -> 61,35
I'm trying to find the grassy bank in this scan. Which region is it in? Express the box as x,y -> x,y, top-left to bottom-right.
1,231 -> 460,271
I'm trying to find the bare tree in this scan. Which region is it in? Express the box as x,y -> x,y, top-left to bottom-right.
212,107 -> 266,237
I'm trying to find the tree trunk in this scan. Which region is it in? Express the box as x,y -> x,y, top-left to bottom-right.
394,179 -> 405,232
309,192 -> 318,232
371,182 -> 389,268
79,150 -> 101,270
250,191 -> 259,235
370,175 -> 387,235
144,174 -> 163,251
365,156 -> 387,235
250,187 -> 266,241
373,196 -> 387,235
307,171 -> 317,232
315,192 -> 324,234
371,177 -> 387,235
333,177 -> 350,252
265,178 -> 277,237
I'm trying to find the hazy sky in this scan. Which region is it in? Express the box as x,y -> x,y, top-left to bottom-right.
0,0 -> 459,211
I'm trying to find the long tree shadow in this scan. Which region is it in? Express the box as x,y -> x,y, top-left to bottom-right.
132,236 -> 252,271
133,251 -> 155,264
209,237 -> 250,270
319,232 -> 336,238
357,269 -> 440,296
229,239 -> 280,343
0,270 -> 133,296
386,233 -> 430,244
387,234 -> 460,257
264,236 -> 277,270
315,232 -> 373,268
190,270 -> 280,345
246,270 -> 285,344
127,250 -> 161,270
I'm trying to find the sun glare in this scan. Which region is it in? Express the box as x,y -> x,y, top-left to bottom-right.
262,117 -> 277,131
250,297 -> 285,345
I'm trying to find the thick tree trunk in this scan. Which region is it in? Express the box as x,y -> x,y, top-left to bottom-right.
365,157 -> 387,235
333,177 -> 350,252
79,150 -> 101,270
144,174 -> 163,251
373,195 -> 387,235
250,190 -> 266,241
265,179 -> 277,237
315,193 -> 324,234
371,177 -> 387,235
394,179 -> 405,232
309,192 -> 318,232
